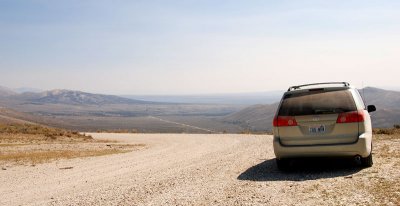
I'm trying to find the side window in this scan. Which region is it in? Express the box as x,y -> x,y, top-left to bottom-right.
352,89 -> 366,110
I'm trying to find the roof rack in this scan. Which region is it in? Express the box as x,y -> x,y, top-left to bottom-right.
287,82 -> 350,91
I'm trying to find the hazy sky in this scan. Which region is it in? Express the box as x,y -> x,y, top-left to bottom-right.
1,1 -> 399,94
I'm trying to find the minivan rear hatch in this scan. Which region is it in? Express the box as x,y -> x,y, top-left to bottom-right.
274,88 -> 361,146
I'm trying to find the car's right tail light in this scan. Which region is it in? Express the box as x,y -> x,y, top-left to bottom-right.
336,110 -> 365,123
273,116 -> 298,127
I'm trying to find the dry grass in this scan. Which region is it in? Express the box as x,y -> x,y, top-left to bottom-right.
0,143 -> 145,165
0,123 -> 92,144
0,124 -> 93,143
375,134 -> 400,141
0,123 -> 145,165
367,129 -> 400,205
0,123 -> 84,136
373,126 -> 400,136
373,126 -> 400,142
0,149 -> 130,164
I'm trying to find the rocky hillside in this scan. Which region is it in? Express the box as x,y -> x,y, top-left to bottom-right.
222,103 -> 278,132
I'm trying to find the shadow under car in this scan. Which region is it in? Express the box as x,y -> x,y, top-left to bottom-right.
237,157 -> 365,182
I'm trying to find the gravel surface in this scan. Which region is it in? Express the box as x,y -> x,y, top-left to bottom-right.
0,133 -> 398,205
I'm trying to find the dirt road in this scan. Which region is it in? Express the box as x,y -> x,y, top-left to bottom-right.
1,133 -> 398,205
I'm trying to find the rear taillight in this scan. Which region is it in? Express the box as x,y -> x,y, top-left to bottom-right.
273,116 -> 298,127
336,110 -> 365,123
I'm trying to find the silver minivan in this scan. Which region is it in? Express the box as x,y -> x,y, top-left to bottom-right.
273,82 -> 376,170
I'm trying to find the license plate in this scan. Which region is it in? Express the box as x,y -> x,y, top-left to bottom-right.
309,125 -> 326,134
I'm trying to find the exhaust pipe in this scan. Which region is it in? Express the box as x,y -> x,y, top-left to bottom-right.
354,155 -> 361,162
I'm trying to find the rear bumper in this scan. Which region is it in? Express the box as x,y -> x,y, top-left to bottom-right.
273,133 -> 372,159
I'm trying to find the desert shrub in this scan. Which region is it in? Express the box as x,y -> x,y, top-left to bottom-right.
0,123 -> 92,139
373,126 -> 400,135
373,128 -> 394,135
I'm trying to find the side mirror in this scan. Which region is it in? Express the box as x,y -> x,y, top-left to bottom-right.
367,105 -> 376,113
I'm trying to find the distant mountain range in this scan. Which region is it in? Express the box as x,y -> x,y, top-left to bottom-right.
14,89 -> 149,105
0,86 -> 243,132
361,87 -> 400,128
0,85 -> 283,105
0,85 -> 399,132
0,87 -> 149,105
360,87 -> 400,109
14,87 -> 43,93
0,86 -> 17,96
0,86 -> 42,95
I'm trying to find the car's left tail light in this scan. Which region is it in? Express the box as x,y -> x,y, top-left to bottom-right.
273,116 -> 298,127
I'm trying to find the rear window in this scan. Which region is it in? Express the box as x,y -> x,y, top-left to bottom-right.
278,89 -> 357,116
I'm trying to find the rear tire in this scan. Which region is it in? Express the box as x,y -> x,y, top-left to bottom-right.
361,153 -> 373,167
276,158 -> 290,171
